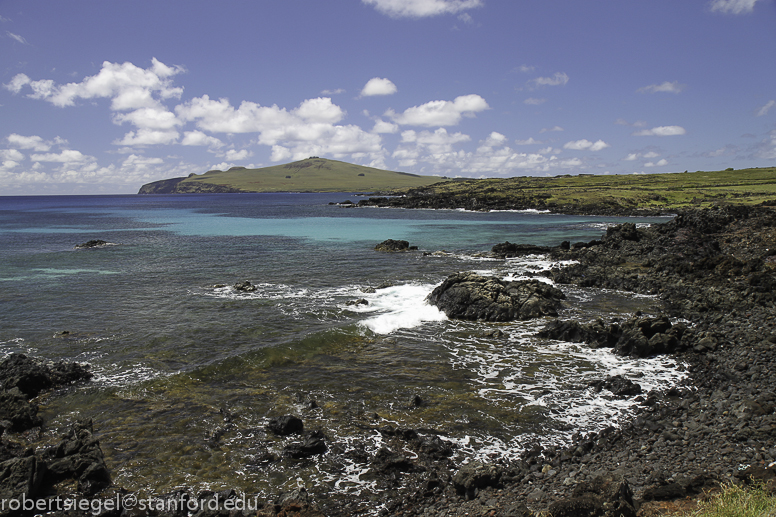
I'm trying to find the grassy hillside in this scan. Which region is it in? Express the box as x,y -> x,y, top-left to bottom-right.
173,157 -> 442,193
381,166 -> 776,213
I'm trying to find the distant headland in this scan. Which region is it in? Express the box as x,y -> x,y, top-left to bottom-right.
137,157 -> 443,194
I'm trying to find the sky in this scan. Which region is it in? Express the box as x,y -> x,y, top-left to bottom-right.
1,0 -> 775,195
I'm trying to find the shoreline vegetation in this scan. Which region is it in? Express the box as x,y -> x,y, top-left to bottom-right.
4,171 -> 776,516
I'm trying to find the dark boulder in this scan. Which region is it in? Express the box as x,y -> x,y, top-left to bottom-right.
369,447 -> 416,474
605,222 -> 640,242
588,375 -> 643,398
491,241 -> 553,258
452,461 -> 503,499
267,415 -> 304,436
283,430 -> 327,459
0,456 -> 46,508
74,239 -> 110,249
40,419 -> 111,496
233,280 -> 258,292
0,353 -> 93,399
548,474 -> 636,517
427,273 -> 564,322
375,239 -> 416,252
0,388 -> 42,432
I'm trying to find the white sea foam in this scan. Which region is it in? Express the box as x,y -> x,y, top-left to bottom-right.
354,283 -> 447,335
439,322 -> 688,462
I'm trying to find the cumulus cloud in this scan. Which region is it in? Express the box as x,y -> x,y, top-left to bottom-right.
114,129 -> 180,146
176,96 -> 345,133
371,119 -> 399,134
644,159 -> 669,167
756,100 -> 775,117
386,94 -> 489,127
563,139 -> 610,151
3,74 -> 31,94
529,72 -> 569,89
6,58 -> 184,110
362,0 -> 483,18
30,149 -> 94,163
637,81 -> 686,94
633,126 -> 687,136
321,88 -> 346,95
710,0 -> 759,14
540,126 -> 564,133
7,134 -> 55,152
113,107 -> 181,130
515,137 -> 542,145
361,77 -> 398,97
181,131 -> 224,148
222,149 -> 252,161
524,98 -> 546,105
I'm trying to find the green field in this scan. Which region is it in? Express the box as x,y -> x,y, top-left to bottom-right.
175,157 -> 442,193
393,167 -> 776,212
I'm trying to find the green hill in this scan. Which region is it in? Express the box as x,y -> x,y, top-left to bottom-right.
138,158 -> 443,194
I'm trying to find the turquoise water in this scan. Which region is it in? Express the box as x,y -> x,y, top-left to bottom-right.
0,193 -> 683,505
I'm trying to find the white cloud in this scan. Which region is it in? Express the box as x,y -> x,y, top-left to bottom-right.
114,129 -> 180,146
181,131 -> 224,148
8,58 -> 185,110
524,97 -> 546,105
7,134 -> 54,152
176,96 -> 344,133
3,74 -> 31,94
644,159 -> 669,167
371,119 -> 399,134
386,94 -> 489,126
563,139 -> 610,151
457,13 -> 474,24
6,31 -> 27,44
517,65 -> 535,74
321,88 -> 346,95
710,0 -> 759,14
624,153 -> 639,161
539,126 -> 564,133
30,149 -> 94,163
756,100 -> 775,117
361,77 -> 398,97
529,72 -> 569,89
222,149 -> 252,161
113,107 -> 181,130
363,0 -> 483,18
1,149 -> 25,163
515,137 -> 542,145
637,81 -> 686,94
633,126 -> 686,136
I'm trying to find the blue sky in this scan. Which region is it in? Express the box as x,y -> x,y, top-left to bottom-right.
1,0 -> 775,194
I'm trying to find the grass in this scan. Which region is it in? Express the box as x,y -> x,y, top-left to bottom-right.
679,483 -> 776,517
177,157 -> 442,193
396,167 -> 776,212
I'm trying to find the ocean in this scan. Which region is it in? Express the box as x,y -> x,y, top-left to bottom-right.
0,193 -> 685,503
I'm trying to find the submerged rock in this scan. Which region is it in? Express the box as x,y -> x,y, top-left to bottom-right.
427,272 -> 565,322
267,415 -> 304,436
74,239 -> 110,249
283,430 -> 327,458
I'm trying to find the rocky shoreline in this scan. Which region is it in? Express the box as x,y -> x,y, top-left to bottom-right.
3,205 -> 776,516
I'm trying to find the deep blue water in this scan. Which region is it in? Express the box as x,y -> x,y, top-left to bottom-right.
0,193 -> 684,503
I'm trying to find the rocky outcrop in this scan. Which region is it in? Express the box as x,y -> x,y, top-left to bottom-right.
374,239 -> 417,252
427,273 -> 565,322
539,314 -> 686,358
74,239 -> 110,249
137,176 -> 187,194
0,354 -> 92,434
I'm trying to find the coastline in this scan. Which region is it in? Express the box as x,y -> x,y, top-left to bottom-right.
2,204 -> 775,516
